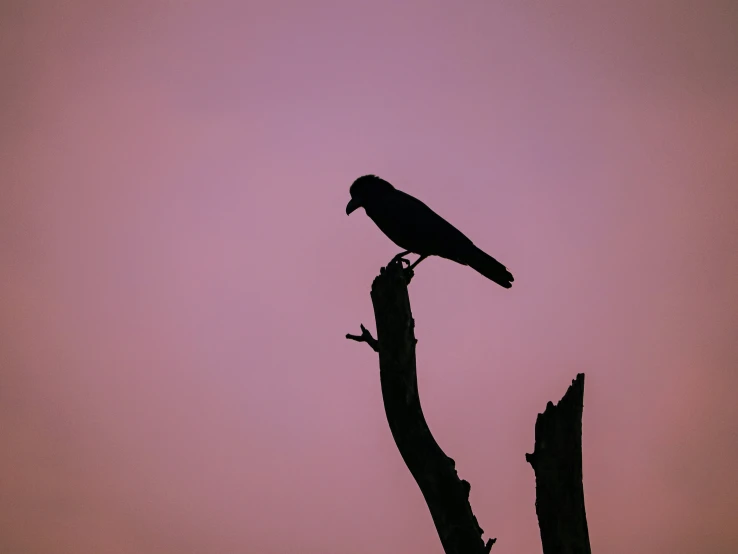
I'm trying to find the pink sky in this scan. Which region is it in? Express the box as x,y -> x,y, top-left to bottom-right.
2,1 -> 737,553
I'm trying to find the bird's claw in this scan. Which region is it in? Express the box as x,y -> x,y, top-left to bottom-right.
390,253 -> 411,267
384,256 -> 415,284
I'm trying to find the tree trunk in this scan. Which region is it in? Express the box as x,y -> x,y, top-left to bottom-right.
368,261 -> 494,554
526,373 -> 592,554
346,261 -> 592,553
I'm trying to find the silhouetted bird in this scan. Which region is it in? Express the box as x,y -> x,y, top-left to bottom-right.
346,175 -> 514,288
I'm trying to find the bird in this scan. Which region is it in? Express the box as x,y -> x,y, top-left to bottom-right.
346,174 -> 514,288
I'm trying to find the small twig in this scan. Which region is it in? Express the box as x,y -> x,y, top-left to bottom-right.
345,324 -> 379,352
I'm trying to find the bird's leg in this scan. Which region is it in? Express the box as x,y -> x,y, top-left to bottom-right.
390,250 -> 412,267
401,254 -> 428,285
407,255 -> 428,271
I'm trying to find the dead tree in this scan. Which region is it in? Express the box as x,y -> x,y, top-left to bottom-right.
526,373 -> 591,553
346,260 -> 591,553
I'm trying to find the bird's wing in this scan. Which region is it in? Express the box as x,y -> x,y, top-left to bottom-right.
392,189 -> 476,260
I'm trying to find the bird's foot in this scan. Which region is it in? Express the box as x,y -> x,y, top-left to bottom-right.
385,253 -> 416,284
390,252 -> 411,267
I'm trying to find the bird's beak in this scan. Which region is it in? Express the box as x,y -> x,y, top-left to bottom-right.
346,198 -> 360,215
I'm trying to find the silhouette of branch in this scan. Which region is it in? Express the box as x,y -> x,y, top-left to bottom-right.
367,260 -> 495,554
526,373 -> 591,554
345,324 -> 379,352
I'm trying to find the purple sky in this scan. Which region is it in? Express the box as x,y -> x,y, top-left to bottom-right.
2,2 -> 737,553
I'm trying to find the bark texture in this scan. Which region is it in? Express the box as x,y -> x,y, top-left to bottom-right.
368,261 -> 494,554
526,373 -> 591,554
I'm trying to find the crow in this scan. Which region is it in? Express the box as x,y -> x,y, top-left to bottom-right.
346,175 -> 514,288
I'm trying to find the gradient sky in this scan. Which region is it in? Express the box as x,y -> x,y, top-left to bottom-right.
2,2 -> 738,553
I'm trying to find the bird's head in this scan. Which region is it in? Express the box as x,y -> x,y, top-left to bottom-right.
346,175 -> 394,215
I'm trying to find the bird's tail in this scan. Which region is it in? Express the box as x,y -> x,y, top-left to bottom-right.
466,246 -> 514,288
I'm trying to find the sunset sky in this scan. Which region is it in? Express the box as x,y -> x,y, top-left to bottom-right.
2,1 -> 737,553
